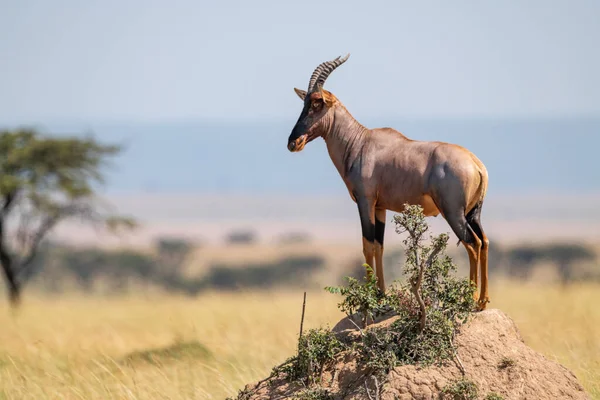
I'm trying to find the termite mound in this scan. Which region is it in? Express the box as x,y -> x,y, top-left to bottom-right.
232,309 -> 589,400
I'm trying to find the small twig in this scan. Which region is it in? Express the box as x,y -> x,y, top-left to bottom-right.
365,381 -> 375,400
346,313 -> 388,348
449,335 -> 466,375
345,313 -> 365,337
364,375 -> 380,400
299,291 -> 307,341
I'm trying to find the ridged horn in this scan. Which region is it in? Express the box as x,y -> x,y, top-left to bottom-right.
306,53 -> 350,93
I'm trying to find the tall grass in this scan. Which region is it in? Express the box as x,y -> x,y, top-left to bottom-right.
0,280 -> 598,399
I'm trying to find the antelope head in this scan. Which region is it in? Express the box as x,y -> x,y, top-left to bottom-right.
287,54 -> 350,152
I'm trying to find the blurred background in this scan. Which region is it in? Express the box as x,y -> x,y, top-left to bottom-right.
0,1 -> 599,398
0,0 -> 598,297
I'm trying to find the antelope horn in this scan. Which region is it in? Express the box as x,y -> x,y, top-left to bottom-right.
307,53 -> 350,93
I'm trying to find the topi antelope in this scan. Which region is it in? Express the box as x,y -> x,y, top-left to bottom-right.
287,54 -> 490,310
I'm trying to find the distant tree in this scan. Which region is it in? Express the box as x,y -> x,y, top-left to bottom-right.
542,243 -> 596,285
0,129 -> 136,306
58,247 -> 156,292
506,243 -> 596,284
204,255 -> 325,290
277,231 -> 311,245
154,236 -> 194,276
505,246 -> 541,280
226,230 -> 256,245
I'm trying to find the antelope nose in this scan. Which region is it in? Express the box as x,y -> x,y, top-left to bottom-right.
288,141 -> 296,152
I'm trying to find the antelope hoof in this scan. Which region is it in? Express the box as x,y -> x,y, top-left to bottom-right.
476,297 -> 490,311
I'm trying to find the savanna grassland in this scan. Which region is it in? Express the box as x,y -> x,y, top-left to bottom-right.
1,280 -> 599,400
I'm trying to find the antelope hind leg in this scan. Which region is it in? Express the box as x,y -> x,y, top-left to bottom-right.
465,203 -> 490,310
439,207 -> 482,307
463,240 -> 481,304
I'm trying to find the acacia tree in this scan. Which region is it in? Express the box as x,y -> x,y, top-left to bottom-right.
0,128 -> 136,306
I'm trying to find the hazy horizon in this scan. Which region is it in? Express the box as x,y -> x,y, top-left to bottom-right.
4,116 -> 594,197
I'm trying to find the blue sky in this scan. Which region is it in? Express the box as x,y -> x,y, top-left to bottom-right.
1,0 -> 599,124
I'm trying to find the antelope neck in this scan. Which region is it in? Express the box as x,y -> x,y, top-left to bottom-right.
323,106 -> 369,178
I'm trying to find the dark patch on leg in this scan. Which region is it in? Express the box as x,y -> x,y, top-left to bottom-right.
375,219 -> 385,245
357,200 -> 375,242
362,222 -> 375,243
444,211 -> 478,247
466,202 -> 484,242
374,208 -> 386,245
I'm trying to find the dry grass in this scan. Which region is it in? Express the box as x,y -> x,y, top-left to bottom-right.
0,281 -> 598,399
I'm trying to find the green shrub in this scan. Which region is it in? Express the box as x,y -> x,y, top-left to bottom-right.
276,327 -> 345,384
325,205 -> 476,377
292,386 -> 334,400
497,356 -> 516,370
325,264 -> 391,326
358,309 -> 458,376
441,378 -> 479,400
393,205 -> 476,327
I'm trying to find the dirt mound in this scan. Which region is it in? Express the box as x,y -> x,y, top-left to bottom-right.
236,309 -> 590,400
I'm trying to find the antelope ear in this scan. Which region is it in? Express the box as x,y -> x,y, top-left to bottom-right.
293,87 -> 307,101
322,89 -> 335,107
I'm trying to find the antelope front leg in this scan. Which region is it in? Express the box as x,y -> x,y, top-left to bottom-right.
374,208 -> 386,292
357,197 -> 380,291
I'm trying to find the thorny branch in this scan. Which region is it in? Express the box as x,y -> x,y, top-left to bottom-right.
410,243 -> 427,333
17,213 -> 60,277
413,244 -> 445,333
15,202 -> 102,279
450,335 -> 466,375
346,314 -> 365,337
364,375 -> 380,400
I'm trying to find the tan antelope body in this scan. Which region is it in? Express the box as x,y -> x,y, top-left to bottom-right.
287,54 -> 490,310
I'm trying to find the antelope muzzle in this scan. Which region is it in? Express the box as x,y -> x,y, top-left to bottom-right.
287,134 -> 308,152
